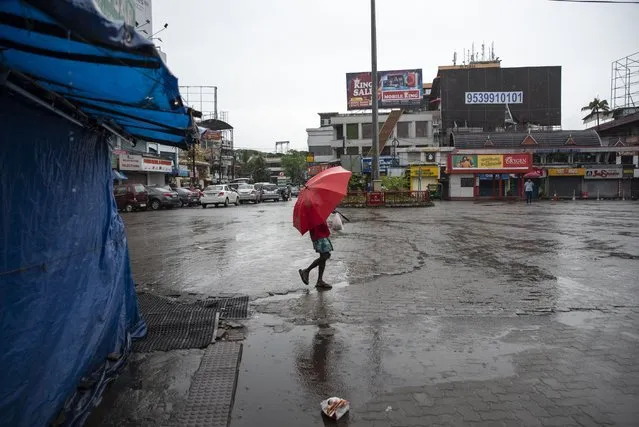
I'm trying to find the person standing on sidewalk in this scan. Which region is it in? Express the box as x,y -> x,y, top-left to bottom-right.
299,221 -> 333,290
524,179 -> 534,204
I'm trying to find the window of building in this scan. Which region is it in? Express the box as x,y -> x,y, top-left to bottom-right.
346,123 -> 359,140
533,154 -> 542,164
309,145 -> 333,156
381,146 -> 391,156
546,153 -> 569,163
361,123 -> 372,139
335,147 -> 344,158
397,122 -> 410,138
346,146 -> 359,155
415,121 -> 428,138
460,177 -> 474,187
335,124 -> 344,140
361,146 -> 371,155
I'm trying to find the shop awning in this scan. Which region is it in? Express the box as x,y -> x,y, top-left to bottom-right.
111,170 -> 128,180
0,0 -> 197,148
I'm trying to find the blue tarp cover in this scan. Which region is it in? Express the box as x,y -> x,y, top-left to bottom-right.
0,0 -> 194,147
0,0 -> 200,425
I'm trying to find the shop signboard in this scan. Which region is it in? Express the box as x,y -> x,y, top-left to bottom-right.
585,168 -> 623,179
623,169 -> 634,178
449,153 -> 531,173
547,168 -> 585,177
142,157 -> 173,173
361,156 -> 397,173
346,69 -> 423,110
479,174 -> 510,180
409,165 -> 440,178
119,154 -> 143,171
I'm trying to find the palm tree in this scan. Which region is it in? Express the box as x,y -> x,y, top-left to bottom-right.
581,97 -> 610,128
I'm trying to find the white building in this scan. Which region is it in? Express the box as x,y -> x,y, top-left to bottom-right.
306,110 -> 443,167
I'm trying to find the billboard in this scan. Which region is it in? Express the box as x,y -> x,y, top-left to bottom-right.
438,66 -> 561,131
346,69 -> 423,110
448,153 -> 532,173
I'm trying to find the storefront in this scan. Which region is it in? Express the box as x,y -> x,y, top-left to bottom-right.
547,168 -> 585,199
583,167 -> 623,199
409,165 -> 439,192
446,153 -> 532,200
142,157 -> 173,186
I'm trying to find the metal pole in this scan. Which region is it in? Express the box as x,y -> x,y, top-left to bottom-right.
214,86 -> 218,120
370,0 -> 380,181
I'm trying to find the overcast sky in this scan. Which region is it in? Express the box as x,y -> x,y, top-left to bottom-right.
153,0 -> 639,152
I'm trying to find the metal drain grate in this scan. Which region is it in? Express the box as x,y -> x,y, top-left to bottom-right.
134,293 -> 219,352
174,342 -> 243,427
201,295 -> 249,319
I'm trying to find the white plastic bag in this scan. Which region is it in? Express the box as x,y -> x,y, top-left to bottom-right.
321,397 -> 350,420
330,212 -> 344,231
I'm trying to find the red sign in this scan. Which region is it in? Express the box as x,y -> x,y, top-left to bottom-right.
503,154 -> 531,168
367,192 -> 384,206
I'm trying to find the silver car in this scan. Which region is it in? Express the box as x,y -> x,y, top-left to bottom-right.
236,184 -> 260,204
255,183 -> 281,202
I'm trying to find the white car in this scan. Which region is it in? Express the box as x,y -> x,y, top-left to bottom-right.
201,185 -> 239,208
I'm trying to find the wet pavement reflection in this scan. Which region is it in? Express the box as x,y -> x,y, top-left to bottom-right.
121,200 -> 639,426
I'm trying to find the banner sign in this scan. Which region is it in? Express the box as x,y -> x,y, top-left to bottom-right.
449,153 -> 531,173
547,168 -> 585,177
346,69 -> 423,110
119,154 -> 143,171
410,165 -> 440,178
361,156 -> 397,173
465,91 -> 523,104
142,158 -> 173,173
584,168 -> 623,179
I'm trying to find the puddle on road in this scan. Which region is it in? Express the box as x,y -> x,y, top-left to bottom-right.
556,311 -> 607,329
231,314 -> 538,427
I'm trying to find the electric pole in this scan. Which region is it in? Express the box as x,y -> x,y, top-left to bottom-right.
370,0 -> 380,182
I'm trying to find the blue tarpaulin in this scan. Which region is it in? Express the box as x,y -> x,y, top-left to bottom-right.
0,1 -> 195,425
0,0 -> 196,147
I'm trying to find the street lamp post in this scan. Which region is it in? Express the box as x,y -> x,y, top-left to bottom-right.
370,0 -> 380,183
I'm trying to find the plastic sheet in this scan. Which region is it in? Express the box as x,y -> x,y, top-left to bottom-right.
0,90 -> 146,426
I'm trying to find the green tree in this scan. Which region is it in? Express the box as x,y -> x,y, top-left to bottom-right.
381,175 -> 409,191
281,150 -> 308,184
248,155 -> 270,183
581,97 -> 610,128
348,174 -> 367,191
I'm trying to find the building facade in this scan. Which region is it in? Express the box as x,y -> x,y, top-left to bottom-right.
448,130 -> 636,200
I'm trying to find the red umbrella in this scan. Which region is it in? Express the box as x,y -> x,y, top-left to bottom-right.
293,166 -> 352,235
524,171 -> 541,179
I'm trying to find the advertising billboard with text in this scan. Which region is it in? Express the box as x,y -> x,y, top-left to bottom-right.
346,69 -> 423,110
448,153 -> 532,174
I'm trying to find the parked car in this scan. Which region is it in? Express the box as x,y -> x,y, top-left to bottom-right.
145,186 -> 181,210
113,183 -> 148,212
290,186 -> 300,197
236,183 -> 260,204
201,184 -> 239,208
175,187 -> 199,206
255,183 -> 281,202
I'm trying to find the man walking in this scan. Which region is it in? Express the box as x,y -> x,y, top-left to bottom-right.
299,221 -> 333,290
524,179 -> 534,204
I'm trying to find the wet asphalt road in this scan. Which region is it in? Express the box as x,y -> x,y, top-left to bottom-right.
121,200 -> 639,426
